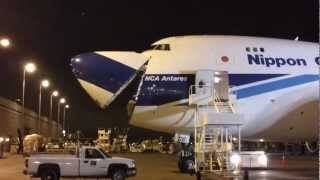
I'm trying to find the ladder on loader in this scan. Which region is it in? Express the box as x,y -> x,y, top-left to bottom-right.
189,70 -> 244,179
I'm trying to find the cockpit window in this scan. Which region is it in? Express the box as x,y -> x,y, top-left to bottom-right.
150,44 -> 170,51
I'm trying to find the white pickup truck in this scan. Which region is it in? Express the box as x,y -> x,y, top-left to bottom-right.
23,146 -> 136,180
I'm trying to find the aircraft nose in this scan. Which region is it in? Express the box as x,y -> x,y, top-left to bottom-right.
70,52 -> 149,108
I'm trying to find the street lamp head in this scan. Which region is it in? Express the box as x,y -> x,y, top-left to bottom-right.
0,38 -> 10,48
65,104 -> 70,108
75,58 -> 81,63
52,90 -> 59,97
24,63 -> 36,73
41,80 -> 50,88
60,98 -> 66,104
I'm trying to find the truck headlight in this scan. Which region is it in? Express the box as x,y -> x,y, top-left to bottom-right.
258,154 -> 268,166
128,161 -> 135,168
230,154 -> 241,166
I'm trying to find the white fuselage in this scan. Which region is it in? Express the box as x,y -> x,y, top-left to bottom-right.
130,36 -> 319,141
70,35 -> 319,142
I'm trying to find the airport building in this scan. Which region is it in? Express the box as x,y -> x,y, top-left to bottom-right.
0,96 -> 60,139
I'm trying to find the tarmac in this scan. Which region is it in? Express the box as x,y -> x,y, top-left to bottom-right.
0,152 -> 317,180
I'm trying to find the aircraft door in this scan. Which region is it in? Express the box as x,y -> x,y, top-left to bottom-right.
213,71 -> 229,101
195,70 -> 215,96
195,70 -> 230,101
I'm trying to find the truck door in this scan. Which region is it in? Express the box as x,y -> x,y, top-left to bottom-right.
80,148 -> 108,176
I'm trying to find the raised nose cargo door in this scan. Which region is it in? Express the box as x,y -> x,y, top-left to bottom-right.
70,51 -> 149,108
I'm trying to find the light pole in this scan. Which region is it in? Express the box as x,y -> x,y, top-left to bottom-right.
0,38 -> 10,48
63,104 -> 69,137
50,90 -> 59,121
22,63 -> 36,132
57,98 -> 65,137
38,79 -> 50,134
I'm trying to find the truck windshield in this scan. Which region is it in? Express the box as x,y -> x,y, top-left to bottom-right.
99,148 -> 112,158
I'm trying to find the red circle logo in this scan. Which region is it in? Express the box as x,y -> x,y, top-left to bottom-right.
221,56 -> 229,63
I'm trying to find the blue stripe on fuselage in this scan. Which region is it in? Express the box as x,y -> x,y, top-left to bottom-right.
136,74 -> 290,106
69,53 -> 317,106
229,74 -> 286,86
137,74 -> 195,106
233,74 -> 319,99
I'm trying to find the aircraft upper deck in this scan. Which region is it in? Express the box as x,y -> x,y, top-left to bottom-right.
151,35 -> 317,47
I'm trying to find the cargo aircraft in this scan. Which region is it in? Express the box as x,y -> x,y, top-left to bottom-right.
70,35 -> 319,142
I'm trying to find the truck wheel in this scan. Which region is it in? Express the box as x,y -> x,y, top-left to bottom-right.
111,169 -> 126,180
40,169 -> 59,180
178,159 -> 194,173
178,160 -> 183,172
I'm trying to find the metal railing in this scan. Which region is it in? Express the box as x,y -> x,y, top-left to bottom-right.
190,83 -> 242,174
188,85 -> 235,113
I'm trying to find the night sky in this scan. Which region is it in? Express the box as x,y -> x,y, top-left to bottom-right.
0,1 -> 318,139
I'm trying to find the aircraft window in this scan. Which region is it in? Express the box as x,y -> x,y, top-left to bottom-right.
150,44 -> 170,51
164,44 -> 170,50
150,45 -> 157,49
253,47 -> 258,52
158,44 -> 165,50
198,81 -> 205,88
260,47 -> 264,52
245,47 -> 250,52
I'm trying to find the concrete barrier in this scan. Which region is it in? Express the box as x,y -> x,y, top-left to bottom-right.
0,96 -> 61,139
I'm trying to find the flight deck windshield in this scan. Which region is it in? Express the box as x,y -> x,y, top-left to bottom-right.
150,44 -> 170,50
